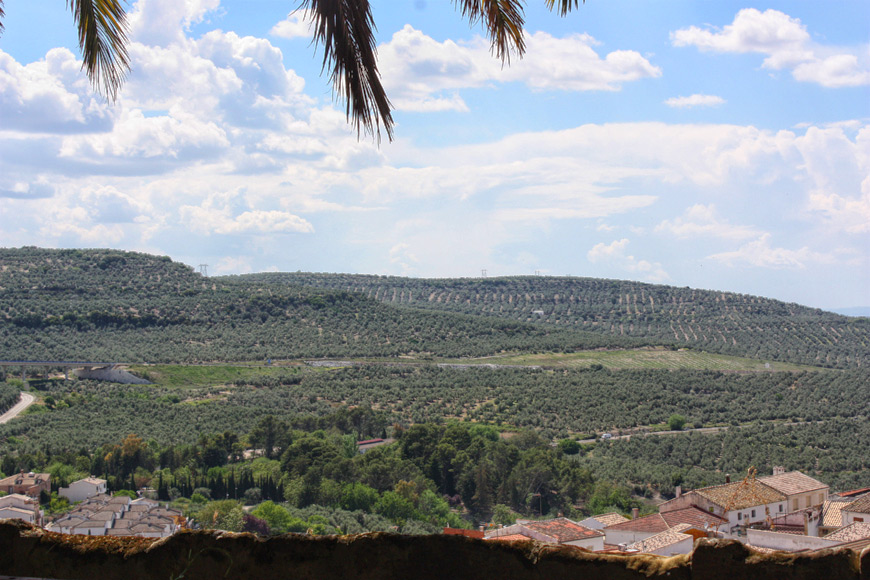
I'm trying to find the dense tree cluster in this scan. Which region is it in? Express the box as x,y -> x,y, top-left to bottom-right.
0,248 -> 640,363
0,382 -> 19,414
256,272 -> 870,369
579,419 -> 870,498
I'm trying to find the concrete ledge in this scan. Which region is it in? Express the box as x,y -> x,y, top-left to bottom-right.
0,520 -> 863,580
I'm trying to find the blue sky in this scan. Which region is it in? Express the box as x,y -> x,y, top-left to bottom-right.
1,0 -> 868,311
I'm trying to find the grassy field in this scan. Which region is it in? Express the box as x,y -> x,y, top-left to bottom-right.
125,363 -> 305,387
459,347 -> 825,371
126,347 -> 826,387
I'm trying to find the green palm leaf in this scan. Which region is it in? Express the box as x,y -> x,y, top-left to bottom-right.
67,0 -> 130,101
453,0 -> 526,63
302,0 -> 394,142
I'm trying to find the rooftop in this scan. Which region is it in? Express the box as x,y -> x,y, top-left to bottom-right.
844,494 -> 870,514
524,518 -> 603,542
758,471 -> 828,496
824,522 -> 870,543
589,512 -> 630,527
694,480 -> 785,510
821,499 -> 851,528
626,524 -> 693,553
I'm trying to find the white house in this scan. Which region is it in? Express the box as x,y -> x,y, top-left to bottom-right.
0,493 -> 42,525
486,517 -> 605,551
841,495 -> 870,526
59,477 -> 108,503
626,524 -> 697,556
758,468 -> 829,512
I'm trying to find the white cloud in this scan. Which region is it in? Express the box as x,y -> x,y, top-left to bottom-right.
180,201 -> 314,235
672,8 -> 870,88
656,204 -> 759,240
707,234 -> 832,269
587,239 -> 669,283
378,26 -> 660,112
128,0 -> 221,47
665,94 -> 725,108
0,48 -> 114,133
270,12 -> 312,40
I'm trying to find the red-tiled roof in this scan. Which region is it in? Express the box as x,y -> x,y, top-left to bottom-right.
837,487 -> 870,498
759,471 -> 828,496
660,506 -> 728,529
845,494 -> 870,514
604,513 -> 669,534
523,518 -> 603,542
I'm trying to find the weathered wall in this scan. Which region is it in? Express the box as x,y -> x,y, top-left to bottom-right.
0,520 -> 867,580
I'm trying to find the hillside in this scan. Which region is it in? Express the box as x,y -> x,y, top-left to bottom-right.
0,248 -> 638,363
240,273 -> 870,369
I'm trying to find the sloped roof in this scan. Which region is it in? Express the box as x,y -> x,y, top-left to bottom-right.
844,494 -> 870,514
759,471 -> 828,496
659,506 -> 727,529
590,512 -> 630,527
821,499 -> 850,528
823,522 -> 870,543
605,513 -> 669,534
523,518 -> 603,542
694,480 -> 785,510
626,524 -> 693,553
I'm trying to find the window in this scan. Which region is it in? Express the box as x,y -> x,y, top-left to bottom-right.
751,510 -> 756,518
778,504 -> 783,512
793,499 -> 799,510
855,517 -> 864,523
738,512 -> 742,521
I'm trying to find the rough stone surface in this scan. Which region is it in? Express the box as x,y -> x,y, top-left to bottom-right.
0,520 -> 865,580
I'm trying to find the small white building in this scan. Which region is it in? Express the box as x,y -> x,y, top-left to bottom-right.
758,469 -> 829,512
0,493 -> 42,525
626,524 -> 697,556
59,477 -> 108,503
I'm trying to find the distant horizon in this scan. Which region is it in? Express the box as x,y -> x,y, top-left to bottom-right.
1,1 -> 867,314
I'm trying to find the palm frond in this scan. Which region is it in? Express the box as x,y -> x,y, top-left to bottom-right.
454,0 -> 526,63
0,1 -> 5,35
545,0 -> 584,17
302,0 -> 394,142
67,0 -> 130,101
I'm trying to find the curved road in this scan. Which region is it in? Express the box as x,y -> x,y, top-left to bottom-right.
0,392 -> 35,424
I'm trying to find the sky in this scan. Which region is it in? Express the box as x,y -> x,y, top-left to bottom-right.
0,0 -> 868,311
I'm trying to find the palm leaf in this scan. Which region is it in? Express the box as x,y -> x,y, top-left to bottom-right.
545,0 -> 584,17
453,0 -> 526,63
302,0 -> 394,142
68,0 -> 130,101
0,0 -> 5,35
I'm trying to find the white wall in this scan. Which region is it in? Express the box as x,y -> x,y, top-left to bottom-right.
746,529 -> 839,552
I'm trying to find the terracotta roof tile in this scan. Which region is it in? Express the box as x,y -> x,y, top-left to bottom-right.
759,471 -> 828,496
824,522 -> 870,543
523,518 -> 603,542
659,506 -> 727,529
845,494 -> 870,514
591,512 -> 630,527
605,513 -> 669,534
821,499 -> 850,528
694,480 -> 785,510
626,524 -> 693,553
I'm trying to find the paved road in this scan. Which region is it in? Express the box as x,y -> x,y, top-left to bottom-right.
0,392 -> 35,424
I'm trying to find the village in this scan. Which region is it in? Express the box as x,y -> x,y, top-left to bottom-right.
3,466 -> 869,556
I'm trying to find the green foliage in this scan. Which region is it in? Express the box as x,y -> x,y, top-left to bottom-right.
667,414 -> 687,431
196,499 -> 244,532
113,489 -> 137,499
0,382 -> 21,414
491,504 -> 517,526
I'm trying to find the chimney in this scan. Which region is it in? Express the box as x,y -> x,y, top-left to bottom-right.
773,466 -> 786,476
631,508 -> 639,520
725,474 -> 731,484
675,485 -> 682,498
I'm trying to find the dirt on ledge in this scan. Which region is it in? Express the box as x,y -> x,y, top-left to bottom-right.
1,519 -> 867,580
